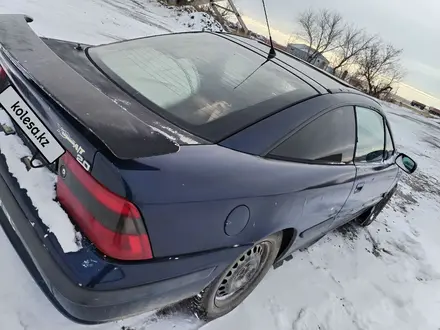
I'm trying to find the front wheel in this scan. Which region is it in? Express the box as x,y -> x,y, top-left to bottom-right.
192,232 -> 282,321
356,185 -> 397,227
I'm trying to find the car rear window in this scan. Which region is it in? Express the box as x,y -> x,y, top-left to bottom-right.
88,33 -> 317,142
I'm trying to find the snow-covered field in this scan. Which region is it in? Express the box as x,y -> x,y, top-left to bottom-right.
0,0 -> 440,329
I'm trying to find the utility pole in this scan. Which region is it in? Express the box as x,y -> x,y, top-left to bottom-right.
224,0 -> 248,34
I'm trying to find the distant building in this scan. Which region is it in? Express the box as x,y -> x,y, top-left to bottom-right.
286,44 -> 330,70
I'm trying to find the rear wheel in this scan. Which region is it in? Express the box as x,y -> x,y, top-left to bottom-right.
192,232 -> 282,320
356,185 -> 397,227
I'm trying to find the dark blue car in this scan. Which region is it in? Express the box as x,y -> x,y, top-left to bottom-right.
0,15 -> 416,323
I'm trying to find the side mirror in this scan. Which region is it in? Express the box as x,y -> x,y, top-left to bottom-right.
395,153 -> 417,174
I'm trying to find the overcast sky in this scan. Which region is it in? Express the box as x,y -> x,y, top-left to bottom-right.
236,0 -> 440,107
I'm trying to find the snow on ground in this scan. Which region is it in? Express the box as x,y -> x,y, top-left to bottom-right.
176,11 -> 223,31
0,111 -> 80,252
0,1 -> 440,329
0,0 -> 222,45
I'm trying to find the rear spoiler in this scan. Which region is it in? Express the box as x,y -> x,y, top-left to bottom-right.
0,15 -> 179,159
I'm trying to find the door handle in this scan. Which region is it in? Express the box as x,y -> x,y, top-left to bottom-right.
354,182 -> 365,193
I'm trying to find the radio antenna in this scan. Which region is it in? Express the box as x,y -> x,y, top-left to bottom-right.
262,0 -> 276,60
233,0 -> 276,89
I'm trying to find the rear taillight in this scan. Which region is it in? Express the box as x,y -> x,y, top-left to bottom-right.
56,152 -> 153,260
0,65 -> 6,78
0,65 -> 9,91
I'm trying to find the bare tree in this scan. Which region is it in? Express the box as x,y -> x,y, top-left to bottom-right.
354,41 -> 404,98
296,9 -> 344,62
332,26 -> 377,75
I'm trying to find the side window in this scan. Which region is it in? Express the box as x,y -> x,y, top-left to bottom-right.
355,107 -> 385,163
268,107 -> 356,164
384,123 -> 395,159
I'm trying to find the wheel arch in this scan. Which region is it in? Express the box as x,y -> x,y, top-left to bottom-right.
274,227 -> 297,262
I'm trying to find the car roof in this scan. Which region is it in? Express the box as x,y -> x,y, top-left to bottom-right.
216,33 -> 361,94
221,33 -> 385,109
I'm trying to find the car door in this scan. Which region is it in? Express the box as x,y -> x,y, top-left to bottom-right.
336,106 -> 399,223
266,106 -> 357,246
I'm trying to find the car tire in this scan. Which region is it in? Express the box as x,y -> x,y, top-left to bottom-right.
356,185 -> 397,227
192,232 -> 283,321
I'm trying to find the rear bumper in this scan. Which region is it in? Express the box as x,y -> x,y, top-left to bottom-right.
0,152 -> 246,323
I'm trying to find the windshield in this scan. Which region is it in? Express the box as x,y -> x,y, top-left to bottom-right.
88,33 -> 316,141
